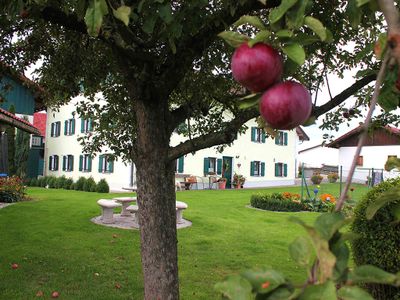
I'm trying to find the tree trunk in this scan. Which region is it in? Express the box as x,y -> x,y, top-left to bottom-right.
135,94 -> 179,300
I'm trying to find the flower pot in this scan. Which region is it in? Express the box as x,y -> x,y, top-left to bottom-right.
218,181 -> 226,189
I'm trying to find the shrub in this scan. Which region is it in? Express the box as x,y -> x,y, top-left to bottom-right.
75,177 -> 87,191
24,178 -> 31,186
70,182 -> 75,190
47,177 -> 57,188
83,176 -> 96,192
30,178 -> 38,187
250,193 -> 305,212
351,178 -> 400,300
0,176 -> 28,203
56,176 -> 67,189
96,179 -> 110,193
302,197 -> 335,213
37,176 -> 47,187
327,172 -> 338,183
63,178 -> 74,190
310,173 -> 323,184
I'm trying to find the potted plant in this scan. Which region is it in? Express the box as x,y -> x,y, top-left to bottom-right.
327,172 -> 338,183
310,172 -> 323,185
217,177 -> 227,189
233,173 -> 245,189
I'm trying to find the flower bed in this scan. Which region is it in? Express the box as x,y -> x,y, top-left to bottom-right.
0,176 -> 28,203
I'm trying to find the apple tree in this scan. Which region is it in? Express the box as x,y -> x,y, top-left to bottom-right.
0,0 -> 395,299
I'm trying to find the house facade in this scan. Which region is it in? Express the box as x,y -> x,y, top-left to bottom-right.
45,96 -> 309,191
327,125 -> 400,183
298,144 -> 339,168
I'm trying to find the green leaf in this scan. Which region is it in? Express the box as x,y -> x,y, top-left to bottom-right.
290,33 -> 320,46
142,15 -> 157,34
158,4 -> 173,24
349,265 -> 398,285
346,0 -> 362,28
392,203 -> 400,222
168,37 -> 176,54
112,5 -> 131,26
99,0 -> 108,15
241,267 -> 286,294
84,0 -> 105,37
233,15 -> 266,30
237,93 -> 261,109
365,186 -> 400,219
337,286 -> 374,300
302,116 -> 316,126
285,0 -> 309,29
298,281 -> 337,300
282,43 -> 305,66
214,275 -> 252,300
218,31 -> 250,48
331,239 -> 350,281
248,30 -> 271,47
266,286 -> 294,300
290,217 -> 336,281
269,0 -> 298,24
314,212 -> 347,241
289,236 -> 312,267
304,16 -> 327,41
374,33 -> 388,59
283,57 -> 300,76
356,0 -> 370,7
276,29 -> 294,38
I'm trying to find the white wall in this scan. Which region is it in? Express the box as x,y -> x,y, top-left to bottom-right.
298,145 -> 339,168
45,97 -> 303,190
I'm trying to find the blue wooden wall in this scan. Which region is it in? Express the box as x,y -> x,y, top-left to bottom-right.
0,75 -> 35,115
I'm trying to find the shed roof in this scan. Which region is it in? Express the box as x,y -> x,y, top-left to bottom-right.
0,107 -> 41,135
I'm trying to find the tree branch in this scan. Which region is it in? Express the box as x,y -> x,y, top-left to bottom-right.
168,108 -> 258,160
312,73 -> 377,118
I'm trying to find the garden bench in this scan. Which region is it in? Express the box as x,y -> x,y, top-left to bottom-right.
97,199 -> 121,224
126,204 -> 139,222
113,197 -> 137,217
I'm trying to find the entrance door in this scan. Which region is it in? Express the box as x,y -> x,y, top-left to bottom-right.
222,156 -> 233,188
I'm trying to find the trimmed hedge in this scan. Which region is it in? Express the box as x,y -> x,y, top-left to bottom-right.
351,178 -> 400,300
250,193 -> 305,212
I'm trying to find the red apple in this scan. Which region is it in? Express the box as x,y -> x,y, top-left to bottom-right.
11,263 -> 19,269
51,291 -> 60,298
259,81 -> 312,130
231,43 -> 283,92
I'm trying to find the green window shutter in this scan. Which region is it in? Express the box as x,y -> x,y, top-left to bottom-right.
71,119 -> 75,134
64,120 -> 68,135
250,161 -> 254,176
262,131 -> 266,143
70,156 -> 74,171
98,155 -> 104,172
203,157 -> 209,175
51,123 -> 55,137
108,159 -> 114,173
284,132 -> 288,145
261,162 -> 265,176
81,118 -> 85,133
217,159 -> 222,175
251,127 -> 256,142
79,155 -> 83,171
88,156 -> 92,172
57,122 -> 61,136
49,156 -> 53,170
275,135 -> 279,145
284,164 -> 288,177
275,163 -> 279,177
62,156 -> 66,171
54,156 -> 59,171
178,156 -> 184,173
88,119 -> 93,131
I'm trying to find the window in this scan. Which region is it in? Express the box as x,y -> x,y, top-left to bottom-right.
275,131 -> 288,146
98,154 -> 114,173
356,156 -> 363,166
175,156 -> 184,173
62,155 -> 74,171
203,157 -> 222,175
64,119 -> 75,136
50,121 -> 61,137
31,135 -> 43,147
79,154 -> 92,172
251,127 -> 266,143
81,118 -> 93,133
250,161 -> 265,176
275,163 -> 288,177
48,155 -> 59,171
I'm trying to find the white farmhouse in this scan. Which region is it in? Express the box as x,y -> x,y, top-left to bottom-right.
327,125 -> 400,183
298,144 -> 339,168
44,96 -> 309,191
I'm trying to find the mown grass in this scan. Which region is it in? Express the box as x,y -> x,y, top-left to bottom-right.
0,183 -> 369,299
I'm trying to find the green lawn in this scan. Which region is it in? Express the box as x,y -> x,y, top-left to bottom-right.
0,183 -> 369,299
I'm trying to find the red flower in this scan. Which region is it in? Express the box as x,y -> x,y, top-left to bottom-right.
261,281 -> 270,289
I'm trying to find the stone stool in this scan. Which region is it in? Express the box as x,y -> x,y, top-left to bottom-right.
113,197 -> 137,217
126,205 -> 139,222
175,201 -> 188,224
97,199 -> 121,224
